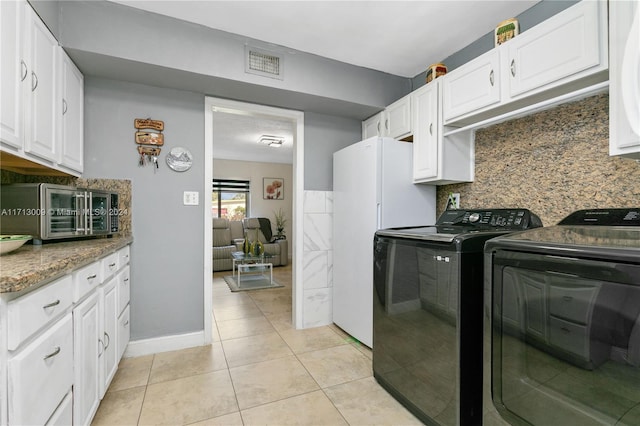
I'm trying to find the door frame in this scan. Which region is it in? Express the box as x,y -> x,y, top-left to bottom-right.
204,97 -> 305,342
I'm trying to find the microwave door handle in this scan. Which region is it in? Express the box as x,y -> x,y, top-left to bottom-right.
88,192 -> 93,235
75,193 -> 85,233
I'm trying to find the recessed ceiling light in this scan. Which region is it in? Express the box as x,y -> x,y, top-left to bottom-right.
258,135 -> 284,148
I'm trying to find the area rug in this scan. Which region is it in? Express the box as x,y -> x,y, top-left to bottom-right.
223,274 -> 284,292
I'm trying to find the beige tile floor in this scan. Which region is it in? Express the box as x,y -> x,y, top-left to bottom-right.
93,265 -> 423,425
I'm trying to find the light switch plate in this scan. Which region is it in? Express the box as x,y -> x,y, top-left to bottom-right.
183,191 -> 199,205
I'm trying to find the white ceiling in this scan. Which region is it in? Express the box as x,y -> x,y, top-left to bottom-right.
111,0 -> 540,163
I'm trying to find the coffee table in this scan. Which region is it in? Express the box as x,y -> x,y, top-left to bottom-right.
231,252 -> 274,288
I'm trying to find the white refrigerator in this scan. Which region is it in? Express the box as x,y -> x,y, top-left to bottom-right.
332,136 -> 436,348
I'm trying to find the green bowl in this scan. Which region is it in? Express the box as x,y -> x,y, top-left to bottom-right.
0,235 -> 32,255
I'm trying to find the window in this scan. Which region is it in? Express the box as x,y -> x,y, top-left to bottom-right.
212,179 -> 250,220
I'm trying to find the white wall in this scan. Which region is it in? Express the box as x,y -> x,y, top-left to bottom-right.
213,159 -> 293,244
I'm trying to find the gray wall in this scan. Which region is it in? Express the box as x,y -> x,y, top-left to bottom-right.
411,0 -> 580,89
83,77 -> 205,340
52,0 -> 408,119
304,112 -> 362,190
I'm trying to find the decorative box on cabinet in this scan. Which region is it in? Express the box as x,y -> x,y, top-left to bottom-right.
609,0 -> 640,158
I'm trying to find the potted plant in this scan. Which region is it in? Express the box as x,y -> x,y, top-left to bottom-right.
274,208 -> 287,238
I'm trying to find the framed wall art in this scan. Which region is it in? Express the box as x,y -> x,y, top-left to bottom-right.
263,178 -> 284,200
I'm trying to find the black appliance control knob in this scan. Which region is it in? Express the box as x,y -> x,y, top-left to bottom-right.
469,212 -> 481,223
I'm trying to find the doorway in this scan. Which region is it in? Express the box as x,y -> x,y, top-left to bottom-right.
204,97 -> 304,342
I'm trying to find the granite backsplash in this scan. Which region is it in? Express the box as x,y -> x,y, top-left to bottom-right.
1,171 -> 132,236
436,93 -> 640,226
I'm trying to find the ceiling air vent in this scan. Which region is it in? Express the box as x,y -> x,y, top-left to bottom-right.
245,46 -> 284,80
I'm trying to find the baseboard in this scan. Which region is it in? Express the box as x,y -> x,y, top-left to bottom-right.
123,330 -> 206,358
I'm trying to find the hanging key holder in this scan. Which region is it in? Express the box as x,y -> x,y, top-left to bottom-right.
134,118 -> 165,171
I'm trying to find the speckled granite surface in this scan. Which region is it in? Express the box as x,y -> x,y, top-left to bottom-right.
0,235 -> 133,294
437,94 -> 640,225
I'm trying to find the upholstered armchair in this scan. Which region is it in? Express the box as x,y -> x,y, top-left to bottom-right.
212,218 -> 244,272
242,218 -> 288,266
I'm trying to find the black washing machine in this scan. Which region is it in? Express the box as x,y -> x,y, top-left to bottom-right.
373,208 -> 542,425
485,208 -> 640,426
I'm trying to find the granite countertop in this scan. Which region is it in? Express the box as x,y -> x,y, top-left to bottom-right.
0,235 -> 133,294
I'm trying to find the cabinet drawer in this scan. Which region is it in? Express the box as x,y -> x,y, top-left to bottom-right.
117,265 -> 130,316
9,313 -> 73,426
7,275 -> 73,350
118,305 -> 130,360
45,391 -> 73,426
102,252 -> 119,280
73,260 -> 102,302
549,284 -> 599,325
548,316 -> 589,361
118,245 -> 130,266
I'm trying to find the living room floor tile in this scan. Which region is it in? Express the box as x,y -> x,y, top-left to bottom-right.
212,302 -> 263,322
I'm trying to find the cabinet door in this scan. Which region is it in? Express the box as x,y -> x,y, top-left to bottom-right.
101,277 -> 118,398
610,0 -> 640,157
412,82 -> 439,181
507,0 -> 604,98
362,112 -> 382,139
385,95 -> 412,139
73,292 -> 101,426
59,50 -> 84,172
23,4 -> 58,162
0,0 -> 24,149
442,49 -> 500,123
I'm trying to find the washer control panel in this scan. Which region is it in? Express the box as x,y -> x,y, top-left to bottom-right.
436,209 -> 543,230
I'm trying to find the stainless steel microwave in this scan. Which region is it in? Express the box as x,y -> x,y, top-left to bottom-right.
0,183 -> 119,243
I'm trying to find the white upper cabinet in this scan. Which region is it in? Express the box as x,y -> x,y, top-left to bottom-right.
506,0 -> 606,99
441,0 -> 607,126
412,82 -> 439,182
362,112 -> 383,139
362,93 -> 412,140
23,4 -> 59,163
0,0 -> 84,176
384,94 -> 412,139
442,49 -> 501,123
609,0 -> 640,158
0,0 -> 24,149
59,51 -> 84,173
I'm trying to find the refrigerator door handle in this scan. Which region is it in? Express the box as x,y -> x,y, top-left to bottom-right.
377,203 -> 382,229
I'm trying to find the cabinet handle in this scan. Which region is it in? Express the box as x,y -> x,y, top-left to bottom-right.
124,278 -> 129,284
560,327 -> 570,334
377,121 -> 381,133
104,332 -> 110,350
385,119 -> 389,130
62,99 -> 68,115
510,60 -> 516,77
489,70 -> 495,86
109,262 -> 116,268
562,296 -> 573,302
31,71 -> 38,91
87,274 -> 97,280
20,60 -> 28,81
42,299 -> 61,309
124,320 -> 129,326
43,346 -> 61,360
98,338 -> 104,356
429,123 -> 433,136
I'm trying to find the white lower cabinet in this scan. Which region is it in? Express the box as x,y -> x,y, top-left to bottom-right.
1,244 -> 131,426
100,277 -> 118,398
8,313 -> 73,426
72,291 -> 100,426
